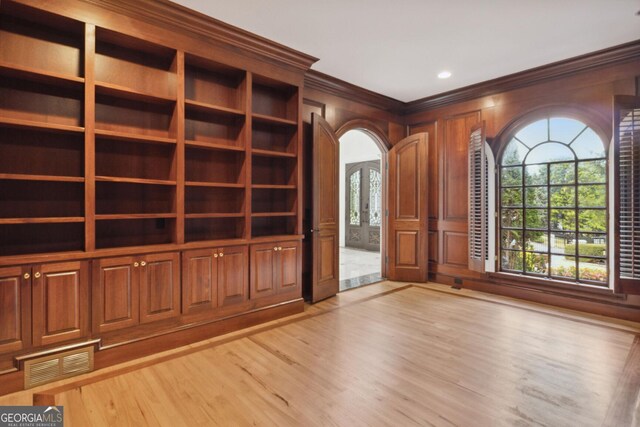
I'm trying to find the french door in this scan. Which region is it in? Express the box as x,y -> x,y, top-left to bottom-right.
345,160 -> 382,251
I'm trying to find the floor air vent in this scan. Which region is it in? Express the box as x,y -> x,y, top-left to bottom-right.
24,347 -> 94,389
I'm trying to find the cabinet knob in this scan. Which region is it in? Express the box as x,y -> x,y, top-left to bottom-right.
23,273 -> 30,280
34,272 -> 41,279
134,262 -> 139,268
278,247 -> 282,251
140,261 -> 147,267
219,253 -> 224,257
214,253 -> 218,258
274,247 -> 278,251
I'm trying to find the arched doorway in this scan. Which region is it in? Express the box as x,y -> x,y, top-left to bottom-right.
337,127 -> 388,290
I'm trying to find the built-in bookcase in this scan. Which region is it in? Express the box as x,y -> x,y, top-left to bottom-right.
251,76 -> 299,237
0,1 -> 301,257
0,3 -> 85,256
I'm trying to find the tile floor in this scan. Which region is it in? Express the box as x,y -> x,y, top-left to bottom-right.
339,246 -> 383,291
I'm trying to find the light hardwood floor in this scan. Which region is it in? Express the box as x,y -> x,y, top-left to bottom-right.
2,282 -> 640,426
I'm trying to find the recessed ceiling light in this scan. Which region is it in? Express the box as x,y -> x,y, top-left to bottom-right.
438,71 -> 452,79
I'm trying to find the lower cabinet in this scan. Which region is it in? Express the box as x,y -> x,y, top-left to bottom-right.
182,245 -> 248,315
250,241 -> 301,300
93,252 -> 180,333
0,262 -> 89,353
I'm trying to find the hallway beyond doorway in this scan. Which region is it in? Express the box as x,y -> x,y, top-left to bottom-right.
339,247 -> 383,291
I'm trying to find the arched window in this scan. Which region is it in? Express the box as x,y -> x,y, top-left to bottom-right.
499,117 -> 608,285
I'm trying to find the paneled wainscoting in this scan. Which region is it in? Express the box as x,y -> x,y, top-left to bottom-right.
2,281 -> 639,426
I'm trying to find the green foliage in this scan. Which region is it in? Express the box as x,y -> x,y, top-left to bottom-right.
525,252 -> 547,273
564,243 -> 606,263
552,265 -> 607,282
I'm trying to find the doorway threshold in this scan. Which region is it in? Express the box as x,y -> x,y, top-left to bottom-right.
339,273 -> 385,292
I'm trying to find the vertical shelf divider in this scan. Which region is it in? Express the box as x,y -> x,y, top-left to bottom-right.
84,23 -> 96,251
246,72 -> 253,240
175,51 -> 185,244
295,86 -> 303,236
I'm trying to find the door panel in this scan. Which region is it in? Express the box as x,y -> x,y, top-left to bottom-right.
279,241 -> 301,294
140,252 -> 180,324
0,266 -> 30,354
345,161 -> 382,251
218,245 -> 248,306
312,114 -> 339,302
33,261 -> 89,346
182,249 -> 217,314
388,133 -> 429,282
250,243 -> 277,299
93,256 -> 138,333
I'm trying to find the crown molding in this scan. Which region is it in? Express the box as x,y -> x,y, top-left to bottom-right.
403,39 -> 640,116
79,0 -> 318,72
304,70 -> 404,113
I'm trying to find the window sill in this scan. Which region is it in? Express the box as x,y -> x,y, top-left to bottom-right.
487,271 -> 626,302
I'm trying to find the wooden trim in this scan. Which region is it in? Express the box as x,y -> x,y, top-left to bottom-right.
304,70 -> 403,112
404,39 -> 640,114
73,0 -> 318,72
432,272 -> 640,322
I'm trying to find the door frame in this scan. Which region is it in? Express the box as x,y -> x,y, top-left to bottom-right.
336,120 -> 391,278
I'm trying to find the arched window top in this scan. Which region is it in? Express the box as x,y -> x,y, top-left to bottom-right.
501,117 -> 605,166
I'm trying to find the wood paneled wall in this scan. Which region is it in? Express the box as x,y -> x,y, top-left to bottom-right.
406,54 -> 640,319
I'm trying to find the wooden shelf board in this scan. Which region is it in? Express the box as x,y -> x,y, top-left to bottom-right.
251,184 -> 296,190
185,213 -> 245,219
251,212 -> 296,218
185,140 -> 245,152
95,176 -> 177,186
95,129 -> 177,145
185,99 -> 245,117
96,81 -> 176,105
252,113 -> 297,127
249,234 -> 304,244
0,217 -> 85,225
251,148 -> 296,158
0,117 -> 84,134
0,173 -> 85,183
186,181 -> 245,189
95,213 -> 177,220
0,61 -> 84,88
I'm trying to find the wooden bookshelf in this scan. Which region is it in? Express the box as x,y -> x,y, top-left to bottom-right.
0,0 -> 307,386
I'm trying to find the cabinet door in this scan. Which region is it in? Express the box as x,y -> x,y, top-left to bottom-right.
139,252 -> 180,324
278,241 -> 301,295
32,261 -> 89,347
182,249 -> 217,314
0,266 -> 30,354
250,243 -> 277,299
93,256 -> 139,333
218,245 -> 248,306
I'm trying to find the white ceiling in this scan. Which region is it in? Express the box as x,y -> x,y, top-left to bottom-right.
171,0 -> 640,103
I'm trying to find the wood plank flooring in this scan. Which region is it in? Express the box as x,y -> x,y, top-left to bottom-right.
2,281 -> 640,426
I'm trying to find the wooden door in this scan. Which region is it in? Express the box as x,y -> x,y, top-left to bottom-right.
139,252 -> 181,324
218,245 -> 248,306
388,133 -> 429,282
278,241 -> 301,295
0,266 -> 31,354
250,243 -> 277,299
311,113 -> 339,302
345,160 -> 382,251
182,249 -> 218,314
32,261 -> 89,346
93,256 -> 139,333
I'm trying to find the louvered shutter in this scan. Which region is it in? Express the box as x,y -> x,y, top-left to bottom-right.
468,123 -> 486,272
614,96 -> 640,294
